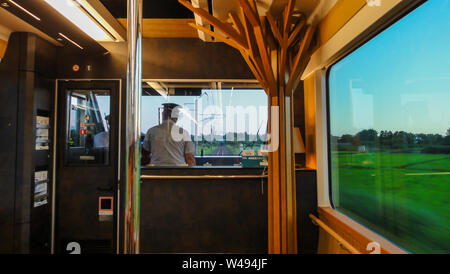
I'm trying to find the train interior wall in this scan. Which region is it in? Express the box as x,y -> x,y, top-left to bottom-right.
0,31 -> 317,254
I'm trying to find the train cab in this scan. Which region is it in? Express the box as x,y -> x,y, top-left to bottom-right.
0,0 -> 448,259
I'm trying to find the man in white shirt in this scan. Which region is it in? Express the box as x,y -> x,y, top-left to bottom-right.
142,103 -> 195,166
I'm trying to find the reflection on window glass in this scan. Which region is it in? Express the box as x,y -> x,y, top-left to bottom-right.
328,1 -> 450,254
141,87 -> 268,167
65,90 -> 111,166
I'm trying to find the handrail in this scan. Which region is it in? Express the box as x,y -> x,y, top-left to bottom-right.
141,174 -> 268,180
309,214 -> 361,254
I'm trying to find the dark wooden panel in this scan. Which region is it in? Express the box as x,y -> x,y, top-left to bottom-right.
0,115 -> 17,252
14,70 -> 35,227
100,0 -> 194,19
296,169 -> 318,254
0,33 -> 22,253
56,38 -> 253,80
294,81 -> 306,166
34,36 -> 57,78
30,76 -> 55,254
141,178 -> 267,253
0,32 -> 56,253
0,34 -> 21,253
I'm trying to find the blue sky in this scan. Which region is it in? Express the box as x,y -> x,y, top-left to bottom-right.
329,0 -> 450,137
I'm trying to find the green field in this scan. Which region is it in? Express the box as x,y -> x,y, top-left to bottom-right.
331,152 -> 450,253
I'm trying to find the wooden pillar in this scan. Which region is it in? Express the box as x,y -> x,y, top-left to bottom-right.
178,0 -> 316,254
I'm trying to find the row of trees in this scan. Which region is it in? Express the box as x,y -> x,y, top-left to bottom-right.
331,128 -> 450,150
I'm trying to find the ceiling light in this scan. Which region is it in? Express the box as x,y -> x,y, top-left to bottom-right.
45,0 -> 113,41
8,0 -> 41,21
148,82 -> 169,99
59,32 -> 84,50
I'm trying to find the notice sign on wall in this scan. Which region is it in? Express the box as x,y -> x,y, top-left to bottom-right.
36,116 -> 50,151
34,170 -> 48,208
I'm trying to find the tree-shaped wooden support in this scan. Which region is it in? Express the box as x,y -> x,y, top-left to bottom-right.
179,0 -> 316,254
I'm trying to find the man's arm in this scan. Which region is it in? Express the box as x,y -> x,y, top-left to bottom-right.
142,149 -> 151,166
183,131 -> 196,166
142,130 -> 151,165
185,153 -> 195,166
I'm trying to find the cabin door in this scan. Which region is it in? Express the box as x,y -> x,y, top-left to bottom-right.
55,80 -> 120,254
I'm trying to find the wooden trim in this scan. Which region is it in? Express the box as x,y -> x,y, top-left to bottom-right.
303,75 -> 316,170
0,38 -> 7,59
318,207 -> 408,254
117,18 -> 198,38
286,25 -> 315,93
309,214 -> 361,254
140,175 -> 268,180
316,0 -> 366,48
179,0 -> 246,47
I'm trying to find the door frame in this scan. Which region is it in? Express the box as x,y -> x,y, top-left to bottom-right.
51,79 -> 122,254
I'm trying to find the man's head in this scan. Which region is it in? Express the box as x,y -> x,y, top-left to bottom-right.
162,103 -> 181,123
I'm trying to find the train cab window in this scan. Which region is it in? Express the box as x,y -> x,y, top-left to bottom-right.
65,90 -> 111,166
328,1 -> 450,253
141,81 -> 268,167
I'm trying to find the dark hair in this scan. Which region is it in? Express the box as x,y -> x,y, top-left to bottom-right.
162,109 -> 172,120
162,103 -> 180,120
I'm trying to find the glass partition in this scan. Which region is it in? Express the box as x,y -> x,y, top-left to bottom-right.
141,81 -> 268,167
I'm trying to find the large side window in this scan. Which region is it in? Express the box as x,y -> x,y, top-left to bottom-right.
328,1 -> 449,254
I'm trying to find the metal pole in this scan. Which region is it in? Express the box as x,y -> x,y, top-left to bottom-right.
124,0 -> 142,254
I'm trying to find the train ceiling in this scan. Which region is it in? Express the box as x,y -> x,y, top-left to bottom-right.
0,0 -> 323,53
100,0 -> 194,19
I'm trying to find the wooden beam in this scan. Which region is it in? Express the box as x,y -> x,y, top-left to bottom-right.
118,18 -> 198,38
283,0 -> 296,35
228,11 -> 245,38
238,0 -> 260,27
253,25 -> 277,94
288,17 -> 305,47
266,13 -> 283,46
188,23 -> 244,51
179,0 -> 247,49
191,0 -> 213,41
0,38 -> 7,60
240,50 -> 268,93
286,25 -> 316,94
240,7 -> 258,58
269,95 -> 281,253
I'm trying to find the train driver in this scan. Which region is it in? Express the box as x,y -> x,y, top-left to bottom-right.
142,103 -> 196,166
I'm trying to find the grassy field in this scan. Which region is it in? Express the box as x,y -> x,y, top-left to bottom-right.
331,152 -> 450,253
196,144 -> 218,155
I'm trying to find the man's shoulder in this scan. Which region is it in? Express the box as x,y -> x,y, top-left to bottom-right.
147,124 -> 162,133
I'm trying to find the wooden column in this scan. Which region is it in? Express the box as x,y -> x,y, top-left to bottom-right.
179,0 -> 316,254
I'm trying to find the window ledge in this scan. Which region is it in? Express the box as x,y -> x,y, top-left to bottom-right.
317,207 -> 408,254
